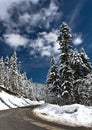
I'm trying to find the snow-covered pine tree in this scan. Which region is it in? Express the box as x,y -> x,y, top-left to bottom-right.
71,48 -> 92,104
18,73 -> 25,97
86,74 -> 92,106
4,56 -> 10,90
47,57 -> 58,85
9,51 -> 20,93
24,79 -> 35,100
58,22 -> 75,105
19,72 -> 28,97
77,73 -> 92,106
0,57 -> 5,86
71,48 -> 92,79
18,72 -> 34,99
80,48 -> 92,76
46,56 -> 60,104
70,48 -> 84,103
71,48 -> 83,79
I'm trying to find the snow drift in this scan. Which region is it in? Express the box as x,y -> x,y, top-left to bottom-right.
34,103 -> 92,127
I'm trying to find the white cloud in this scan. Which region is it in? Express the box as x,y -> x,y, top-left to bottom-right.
29,13 -> 42,27
73,34 -> 83,45
0,0 -> 40,18
41,47 -> 51,57
41,31 -> 58,43
19,13 -> 31,24
30,29 -> 59,57
41,0 -> 61,28
53,42 -> 60,53
4,33 -> 28,48
1,0 -> 61,57
44,0 -> 59,17
18,0 -> 61,29
30,0 -> 40,4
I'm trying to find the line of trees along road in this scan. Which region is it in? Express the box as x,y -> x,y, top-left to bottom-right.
0,51 -> 35,100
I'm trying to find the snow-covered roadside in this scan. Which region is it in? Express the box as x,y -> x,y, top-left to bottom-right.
33,103 -> 92,127
0,91 -> 44,110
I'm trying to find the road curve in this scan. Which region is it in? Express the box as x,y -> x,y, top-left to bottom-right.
0,105 -> 47,130
0,105 -> 91,130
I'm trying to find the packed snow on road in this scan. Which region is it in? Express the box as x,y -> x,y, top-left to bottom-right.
34,103 -> 92,127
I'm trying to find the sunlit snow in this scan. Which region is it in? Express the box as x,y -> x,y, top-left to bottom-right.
0,90 -> 43,110
34,103 -> 92,127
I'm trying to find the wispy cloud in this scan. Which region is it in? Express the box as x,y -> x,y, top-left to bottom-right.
69,1 -> 86,28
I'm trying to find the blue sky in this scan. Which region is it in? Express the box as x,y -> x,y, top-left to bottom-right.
0,0 -> 91,83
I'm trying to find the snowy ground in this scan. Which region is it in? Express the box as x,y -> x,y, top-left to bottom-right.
34,103 -> 92,127
0,88 -> 92,128
0,90 -> 44,110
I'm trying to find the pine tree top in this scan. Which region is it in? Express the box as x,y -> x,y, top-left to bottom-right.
58,22 -> 72,44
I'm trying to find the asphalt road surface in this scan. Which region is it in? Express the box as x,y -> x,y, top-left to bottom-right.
0,105 -> 91,130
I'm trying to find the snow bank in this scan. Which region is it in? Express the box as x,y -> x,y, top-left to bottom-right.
34,103 -> 92,127
0,91 -> 44,110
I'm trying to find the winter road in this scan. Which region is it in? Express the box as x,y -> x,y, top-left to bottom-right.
0,105 -> 91,130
